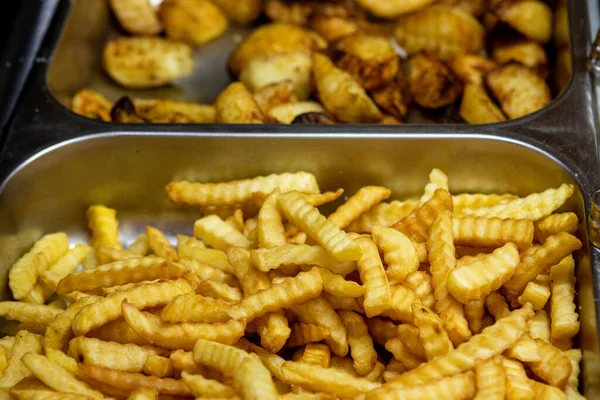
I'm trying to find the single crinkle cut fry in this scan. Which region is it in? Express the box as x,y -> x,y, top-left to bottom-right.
40,244 -> 91,290
366,371 -> 475,400
86,205 -> 121,258
258,189 -> 287,248
161,294 -> 231,323
146,226 -> 178,261
501,357 -> 536,400
327,186 -> 391,229
300,343 -> 331,368
9,232 -> 69,301
142,355 -> 174,378
534,212 -> 579,243
181,258 -> 239,287
0,330 -> 43,389
372,226 -> 419,285
178,246 -> 235,274
464,298 -> 485,335
338,311 -> 377,375
518,281 -> 551,310
473,356 -> 505,400
405,271 -> 435,308
385,337 -> 424,369
251,244 -> 354,276
194,215 -> 252,251
393,189 -> 453,243
355,237 -> 391,317
452,193 -> 518,215
317,268 -> 365,298
531,380 -> 568,400
10,378 -> 93,400
347,200 -> 419,233
528,309 -> 551,343
506,333 -> 541,363
549,255 -> 580,340
412,303 -> 454,360
0,302 -> 61,327
286,323 -> 330,349
452,216 -> 534,249
366,317 -> 398,346
196,280 -> 243,302
447,243 -> 520,304
526,339 -> 572,389
181,371 -> 237,398
381,284 -> 420,323
44,296 -> 97,352
108,0 -> 162,35
395,324 -> 426,359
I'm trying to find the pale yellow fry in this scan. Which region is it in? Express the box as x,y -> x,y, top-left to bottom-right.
82,249 -> 98,270
347,200 -> 419,233
9,233 -> 69,300
122,301 -> 245,350
258,189 -> 287,248
392,189 -> 453,243
465,298 -> 485,334
179,243 -> 235,274
396,324 -> 426,358
162,294 -> 231,323
531,381 -> 568,400
550,255 -> 579,340
166,172 -> 320,206
474,356 -> 505,400
22,353 -> 103,399
98,245 -> 141,263
39,244 -> 91,293
527,338 -> 572,389
87,205 -> 121,255
0,346 -> 7,375
565,386 -> 586,400
565,349 -> 582,389
419,169 -> 449,206
237,339 -> 287,382
196,280 -> 243,302
366,318 -> 398,346
486,292 -> 510,320
127,388 -> 158,400
300,343 -> 331,368
385,338 -> 424,369
177,234 -> 205,251
129,234 -> 150,256
528,310 -> 551,343
303,189 -> 344,206
448,243 -> 520,304
356,237 -> 391,317
142,354 -> 173,378
146,226 -> 178,261
461,184 -> 574,221
226,209 -> 245,232
518,281 -> 551,310
229,268 -> 323,321
278,191 -> 361,261
43,297 -> 97,353
372,226 -> 419,284
10,378 -> 92,400
504,232 -> 581,294
281,361 -> 380,397
0,302 -> 60,326
193,339 -> 278,400
365,371 -> 475,400
452,193 -> 518,214
427,210 -> 471,345
57,256 -> 188,294
72,278 -> 194,336
286,323 -> 330,349
535,212 -> 579,243
405,271 -> 434,308
413,303 -> 454,360
88,320 -> 149,346
194,215 -> 251,251
452,216 -> 534,249
505,334 -> 541,362
181,371 -> 237,397
292,297 -> 348,357
0,331 -> 43,389
339,310 -> 377,375
180,258 -> 239,287
382,284 -> 420,323
169,350 -> 222,378
317,268 -> 365,298
328,186 -> 391,229
251,244 -> 355,275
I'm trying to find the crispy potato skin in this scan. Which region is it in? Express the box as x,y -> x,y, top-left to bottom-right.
134,99 -> 216,123
212,0 -> 262,24
394,5 -> 485,60
357,0 -> 435,18
491,38 -> 548,78
103,37 -> 193,89
215,82 -> 267,123
447,55 -> 497,85
459,83 -> 506,124
484,62 -> 551,120
108,0 -> 162,35
71,89 -> 113,122
369,71 -> 411,120
159,0 -> 229,46
410,53 -> 462,109
312,53 -> 382,123
495,0 -> 552,43
334,35 -> 399,90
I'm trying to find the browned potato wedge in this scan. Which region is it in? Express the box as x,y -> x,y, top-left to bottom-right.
334,35 -> 399,90
491,38 -> 548,78
291,112 -> 335,124
71,89 -> 112,122
312,53 -> 382,123
447,55 -> 497,85
357,0 -> 435,18
394,5 -> 484,60
369,72 -> 410,120
485,63 -> 551,119
269,101 -> 326,123
103,37 -> 193,89
108,0 -> 162,35
215,82 -> 267,123
254,81 -> 297,115
134,99 -> 216,123
409,53 -> 462,109
111,97 -> 147,123
437,0 -> 486,16
309,15 -> 359,42
264,0 -> 314,25
239,52 -> 313,100
495,0 -> 552,43
229,23 -> 325,76
212,0 -> 262,25
459,83 -> 506,124
158,0 -> 228,46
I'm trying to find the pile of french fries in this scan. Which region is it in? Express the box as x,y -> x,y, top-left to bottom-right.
0,170 -> 585,399
70,0 -> 563,125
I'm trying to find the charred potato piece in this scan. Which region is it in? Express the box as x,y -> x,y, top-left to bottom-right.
459,83 -> 506,124
111,97 -> 147,123
447,54 -> 497,85
134,99 -> 216,123
159,0 -> 228,46
215,82 -> 267,123
437,0 -> 486,16
357,0 -> 435,18
334,35 -> 399,90
103,37 -> 193,89
495,0 -> 552,43
254,81 -> 297,115
394,5 -> 485,60
369,71 -> 410,120
410,53 -> 462,109
239,52 -> 313,100
291,112 -> 335,124
71,89 -> 113,122
309,15 -> 359,42
108,0 -> 162,35
312,53 -> 382,123
491,38 -> 548,78
212,0 -> 261,25
484,62 -> 551,119
229,23 -> 325,76
269,101 -> 326,123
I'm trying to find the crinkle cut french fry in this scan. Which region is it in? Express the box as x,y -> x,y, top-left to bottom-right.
392,189 -> 453,243
327,186 -> 391,229
44,296 -> 97,352
317,268 -> 365,298
382,284 -> 420,323
452,193 -> 518,214
534,212 -> 579,243
226,209 -> 245,232
258,189 -> 287,248
448,243 -> 520,304
518,281 -> 551,310
465,298 -> 485,334
300,343 -> 331,368
452,216 -> 534,249
0,302 -> 61,326
146,226 -> 178,261
56,256 -> 188,294
504,232 -> 582,294
128,234 -> 150,256
87,205 -> 121,263
45,347 -> 79,376
142,354 -> 173,378
127,388 -> 158,400
550,255 -> 579,340
474,356 -> 505,400
485,292 -> 510,320
372,226 -> 419,284
365,371 -> 475,400
286,323 -> 330,349
169,350 -> 223,379
356,237 -> 391,317
501,357 -> 536,400
161,294 -> 231,323
322,292 -> 364,313
166,172 -> 320,206
11,378 -> 93,400
367,317 -> 398,346
39,244 -> 91,291
531,381 -> 568,400
528,310 -> 551,343
505,334 -> 541,363
527,338 -> 572,389
251,244 -> 355,275
346,200 -> 419,233
194,215 -> 251,251
0,330 -> 43,389
385,338 -> 424,369
405,271 -> 434,308
412,303 -> 454,360
180,258 -> 239,287
9,232 -> 69,300
178,244 -> 236,274
196,278 -> 242,302
419,169 -> 449,206
565,349 -> 582,389
339,311 -> 377,375
395,324 -> 426,358
180,371 -> 237,398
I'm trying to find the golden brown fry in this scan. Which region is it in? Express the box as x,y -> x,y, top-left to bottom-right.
328,186 -> 391,229
181,258 -> 238,287
410,53 -> 462,109
447,55 -> 497,85
158,0 -> 228,46
251,244 -> 355,275
531,381 -> 567,400
317,268 -> 365,298
382,284 -> 420,323
491,38 -> 548,77
464,299 -> 485,334
194,215 -> 252,250
300,343 -> 331,368
0,302 -> 60,327
385,337 -> 423,369
135,99 -> 216,123
518,281 -> 551,310
253,80 -> 297,116
550,256 -> 579,340
395,324 -> 425,358
347,200 -> 418,233
146,226 -> 177,261
393,189 -> 453,243
215,82 -> 267,124
369,72 -> 411,121
405,271 -> 434,308
108,0 -> 161,35
366,371 -> 475,400
0,331 -> 43,389
528,309 -> 551,343
366,318 -> 398,346
258,189 -> 287,248
372,226 -> 419,284
355,237 -> 391,317
501,357 -> 536,400
535,213 -> 579,243
505,334 -> 540,363
181,371 -> 237,398
338,311 -> 376,375
453,216 -> 533,249
412,303 -> 454,360
459,83 -> 506,124
357,0 -> 434,18
473,356 -> 505,400
142,355 -> 173,378
195,280 -> 243,302
527,339 -> 572,389
286,323 -> 330,349
71,89 -> 112,122
495,0 -> 552,43
161,294 -> 231,323
485,292 -> 510,320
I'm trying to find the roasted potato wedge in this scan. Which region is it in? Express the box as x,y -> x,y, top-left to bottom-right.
291,112 -> 335,124
254,81 -> 297,115
437,0 -> 486,16
357,0 -> 435,18
495,0 -> 552,43
264,0 -> 314,25
71,89 -> 113,122
485,63 -> 551,119
269,101 -> 327,124
459,83 -> 506,124
239,52 -> 313,101
103,37 -> 193,89
334,35 -> 399,90
369,71 -> 410,120
215,82 -> 268,123
212,0 -> 262,25
108,0 -> 162,35
134,99 -> 216,123
491,38 -> 548,78
409,53 -> 462,109
158,0 -> 228,46
394,5 -> 485,60
229,23 -> 325,76
312,53 -> 382,123
309,15 -> 359,42
447,55 -> 497,85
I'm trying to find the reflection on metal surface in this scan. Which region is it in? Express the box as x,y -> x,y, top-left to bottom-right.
587,30 -> 600,74
589,190 -> 600,247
